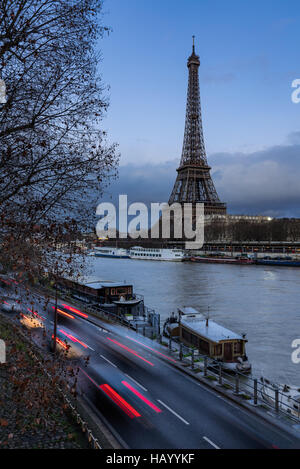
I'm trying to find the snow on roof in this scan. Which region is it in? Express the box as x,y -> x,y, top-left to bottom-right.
180,315 -> 245,343
63,275 -> 131,289
178,306 -> 203,316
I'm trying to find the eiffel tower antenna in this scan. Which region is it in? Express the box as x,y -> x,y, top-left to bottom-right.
169,40 -> 226,216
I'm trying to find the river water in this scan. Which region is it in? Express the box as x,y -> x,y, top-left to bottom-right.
88,257 -> 300,386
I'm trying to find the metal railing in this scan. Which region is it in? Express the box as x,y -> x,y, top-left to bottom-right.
165,336 -> 300,423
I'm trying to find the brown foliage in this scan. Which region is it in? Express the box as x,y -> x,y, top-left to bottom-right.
0,0 -> 119,274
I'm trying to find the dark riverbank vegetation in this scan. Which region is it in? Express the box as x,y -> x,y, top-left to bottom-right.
204,218 -> 300,242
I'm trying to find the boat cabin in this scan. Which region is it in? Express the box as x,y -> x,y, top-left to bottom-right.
57,276 -> 134,305
178,308 -> 247,363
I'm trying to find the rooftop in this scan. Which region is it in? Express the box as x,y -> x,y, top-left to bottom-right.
180,315 -> 245,343
178,306 -> 201,316
64,275 -> 131,289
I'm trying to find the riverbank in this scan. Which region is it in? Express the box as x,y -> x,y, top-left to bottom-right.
0,316 -> 88,449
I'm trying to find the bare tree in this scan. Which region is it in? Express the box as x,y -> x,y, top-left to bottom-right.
0,0 -> 119,273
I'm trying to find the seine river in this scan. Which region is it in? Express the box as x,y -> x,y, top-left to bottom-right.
88,257 -> 300,386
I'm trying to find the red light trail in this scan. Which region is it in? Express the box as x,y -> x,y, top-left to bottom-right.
122,381 -> 161,413
61,304 -> 88,318
125,336 -> 177,363
59,329 -> 88,348
106,337 -> 154,366
79,368 -> 141,419
100,384 -> 141,419
51,306 -> 74,319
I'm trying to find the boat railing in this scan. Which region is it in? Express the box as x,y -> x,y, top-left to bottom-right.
134,293 -> 144,301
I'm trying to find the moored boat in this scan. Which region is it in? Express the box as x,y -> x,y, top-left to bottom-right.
190,255 -> 254,265
93,247 -> 130,259
255,256 -> 300,267
260,377 -> 300,416
129,246 -> 186,261
163,307 -> 251,374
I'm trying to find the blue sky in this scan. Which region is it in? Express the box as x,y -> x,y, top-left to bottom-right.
97,0 -> 300,216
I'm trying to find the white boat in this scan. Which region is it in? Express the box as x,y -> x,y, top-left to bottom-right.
260,377 -> 300,417
129,246 -> 185,261
93,247 -> 130,259
112,297 -> 142,307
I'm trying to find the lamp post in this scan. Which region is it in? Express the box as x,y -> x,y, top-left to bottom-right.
52,236 -> 59,356
0,79 -> 7,104
53,269 -> 58,355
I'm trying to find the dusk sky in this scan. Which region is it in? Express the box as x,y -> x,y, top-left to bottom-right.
98,0 -> 300,217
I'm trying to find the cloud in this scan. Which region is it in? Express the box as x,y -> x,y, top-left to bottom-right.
101,135 -> 300,218
286,131 -> 300,145
104,160 -> 178,205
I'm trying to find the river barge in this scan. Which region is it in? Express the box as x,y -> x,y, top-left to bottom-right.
129,246 -> 186,261
255,256 -> 300,267
92,247 -> 130,259
56,275 -> 142,316
190,256 -> 254,265
163,307 -> 251,374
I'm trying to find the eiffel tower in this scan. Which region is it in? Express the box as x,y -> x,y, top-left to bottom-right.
169,38 -> 226,216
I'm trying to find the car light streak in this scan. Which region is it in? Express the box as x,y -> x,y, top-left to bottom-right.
0,278 -> 11,285
10,278 -> 18,284
51,306 -> 74,319
106,337 -> 154,366
61,304 -> 88,318
79,369 -> 141,419
122,381 -> 161,413
27,308 -> 45,321
59,329 -> 88,348
52,335 -> 68,350
125,336 -> 177,362
124,374 -> 147,392
100,384 -> 141,419
80,367 -> 99,387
